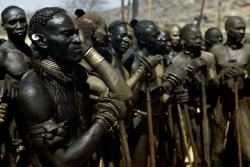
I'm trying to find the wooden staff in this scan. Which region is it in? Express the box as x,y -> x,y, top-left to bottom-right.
218,1 -> 222,29
197,0 -> 206,28
146,86 -> 156,167
183,104 -> 199,167
201,74 -> 210,167
148,0 -> 152,20
126,0 -> 131,22
234,79 -> 242,167
121,0 -> 125,21
118,121 -> 132,167
177,104 -> 192,167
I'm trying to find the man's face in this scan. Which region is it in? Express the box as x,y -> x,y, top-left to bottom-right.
227,19 -> 245,43
44,13 -> 82,63
206,29 -> 223,45
2,8 -> 28,40
111,24 -> 131,54
143,23 -> 160,52
184,27 -> 202,49
156,32 -> 172,54
94,23 -> 108,47
170,26 -> 181,47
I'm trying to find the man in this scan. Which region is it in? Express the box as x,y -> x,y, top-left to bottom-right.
15,7 -> 126,167
203,27 -> 223,51
210,16 -> 250,167
76,12 -> 133,102
75,10 -> 108,49
171,23 -> 218,166
0,6 -> 31,166
123,20 -> 187,167
157,31 -> 175,67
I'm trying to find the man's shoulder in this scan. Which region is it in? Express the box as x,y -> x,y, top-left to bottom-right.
201,51 -> 214,60
243,43 -> 250,50
18,70 -> 45,96
0,40 -> 15,51
210,44 -> 226,52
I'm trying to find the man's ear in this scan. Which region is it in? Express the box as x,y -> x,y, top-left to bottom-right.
30,33 -> 48,49
107,32 -> 112,42
1,23 -> 6,31
138,35 -> 145,45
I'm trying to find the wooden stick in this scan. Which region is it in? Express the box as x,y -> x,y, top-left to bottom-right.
177,104 -> 192,167
235,80 -> 242,167
121,0 -> 125,21
201,74 -> 210,167
148,0 -> 152,20
118,121 -> 132,167
146,86 -> 156,167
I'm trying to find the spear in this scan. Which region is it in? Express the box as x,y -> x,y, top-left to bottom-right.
197,0 -> 206,28
177,103 -> 192,167
148,0 -> 152,20
201,73 -> 210,167
234,79 -> 242,167
218,1 -> 222,29
121,0 -> 125,21
146,85 -> 156,167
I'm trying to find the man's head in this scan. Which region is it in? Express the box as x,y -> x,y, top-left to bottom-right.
204,27 -> 223,47
1,6 -> 28,41
29,7 -> 82,63
76,12 -> 107,47
134,20 -> 161,54
166,24 -> 181,48
180,24 -> 202,50
156,31 -> 172,55
108,20 -> 132,55
225,16 -> 245,43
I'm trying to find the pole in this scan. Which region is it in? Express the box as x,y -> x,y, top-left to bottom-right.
218,1 -> 222,29
201,74 -> 210,167
148,0 -> 152,20
183,104 -> 199,167
146,85 -> 156,167
177,104 -> 192,167
197,0 -> 206,28
126,0 -> 131,22
121,0 -> 125,21
235,79 -> 242,167
118,121 -> 132,167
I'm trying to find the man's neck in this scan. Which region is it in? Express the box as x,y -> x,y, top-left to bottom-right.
9,37 -> 26,49
184,47 -> 201,58
226,39 -> 243,49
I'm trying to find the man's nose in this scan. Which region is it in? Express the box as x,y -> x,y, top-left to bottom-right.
16,22 -> 22,29
72,34 -> 81,44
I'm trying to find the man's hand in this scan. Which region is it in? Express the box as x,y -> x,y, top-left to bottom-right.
172,88 -> 189,103
188,57 -> 207,73
220,66 -> 247,80
140,55 -> 163,74
95,98 -> 127,133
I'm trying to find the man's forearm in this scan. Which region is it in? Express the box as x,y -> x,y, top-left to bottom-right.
54,122 -> 105,167
82,47 -> 132,100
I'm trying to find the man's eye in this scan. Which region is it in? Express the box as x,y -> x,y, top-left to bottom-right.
19,18 -> 26,23
8,20 -> 16,25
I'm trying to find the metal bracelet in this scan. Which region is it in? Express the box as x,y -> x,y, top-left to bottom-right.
83,47 -> 104,68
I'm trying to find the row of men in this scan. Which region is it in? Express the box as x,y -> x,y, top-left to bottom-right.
0,5 -> 249,167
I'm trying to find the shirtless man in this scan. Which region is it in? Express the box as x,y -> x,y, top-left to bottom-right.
15,7 -> 126,167
171,23 -> 218,166
210,16 -> 250,167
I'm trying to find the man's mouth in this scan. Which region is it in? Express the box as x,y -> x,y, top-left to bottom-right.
14,30 -> 26,35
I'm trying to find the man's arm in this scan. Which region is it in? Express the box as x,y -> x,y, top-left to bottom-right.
17,71 -> 117,167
